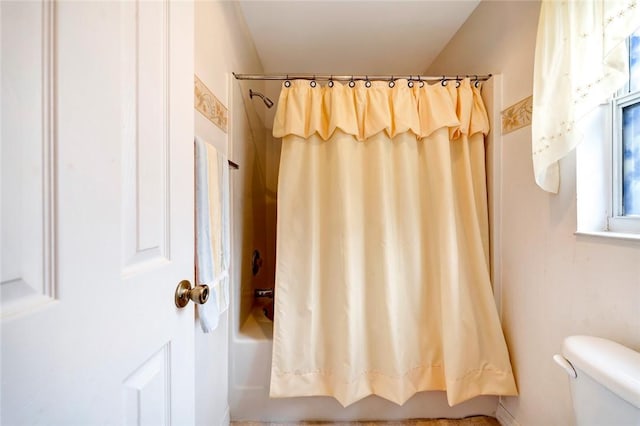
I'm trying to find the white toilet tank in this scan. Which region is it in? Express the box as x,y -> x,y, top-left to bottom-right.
554,336 -> 640,426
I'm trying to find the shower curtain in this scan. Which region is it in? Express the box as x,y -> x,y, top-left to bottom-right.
270,78 -> 517,407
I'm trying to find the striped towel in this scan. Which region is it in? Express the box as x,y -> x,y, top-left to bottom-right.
195,137 -> 230,332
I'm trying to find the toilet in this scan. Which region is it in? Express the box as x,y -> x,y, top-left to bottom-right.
554,336 -> 640,425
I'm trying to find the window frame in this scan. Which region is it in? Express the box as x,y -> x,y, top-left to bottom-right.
606,40 -> 640,234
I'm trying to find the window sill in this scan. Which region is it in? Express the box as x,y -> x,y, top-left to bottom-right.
575,230 -> 640,242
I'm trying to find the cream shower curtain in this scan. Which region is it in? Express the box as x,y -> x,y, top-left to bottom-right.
270,79 -> 517,407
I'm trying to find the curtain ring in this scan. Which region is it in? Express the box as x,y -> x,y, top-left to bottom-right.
455,75 -> 461,88
328,75 -> 334,88
441,75 -> 447,86
474,75 -> 480,88
310,75 -> 317,88
418,76 -> 425,88
389,76 -> 395,88
365,76 -> 371,88
284,74 -> 291,88
349,76 -> 355,88
407,75 -> 414,88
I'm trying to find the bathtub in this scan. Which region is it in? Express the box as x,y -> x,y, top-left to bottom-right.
228,306 -> 499,421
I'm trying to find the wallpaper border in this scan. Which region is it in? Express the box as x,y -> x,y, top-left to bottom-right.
501,95 -> 532,135
195,74 -> 228,133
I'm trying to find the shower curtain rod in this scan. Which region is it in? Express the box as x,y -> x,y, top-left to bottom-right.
232,72 -> 492,82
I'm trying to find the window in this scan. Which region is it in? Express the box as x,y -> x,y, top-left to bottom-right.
608,29 -> 640,234
576,29 -> 640,238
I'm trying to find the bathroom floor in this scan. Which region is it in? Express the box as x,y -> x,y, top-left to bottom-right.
232,416 -> 500,426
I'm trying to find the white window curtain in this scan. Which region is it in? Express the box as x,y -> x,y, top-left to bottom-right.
270,79 -> 517,407
532,0 -> 640,193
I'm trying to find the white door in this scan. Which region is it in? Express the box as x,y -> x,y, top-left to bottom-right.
1,1 -> 195,424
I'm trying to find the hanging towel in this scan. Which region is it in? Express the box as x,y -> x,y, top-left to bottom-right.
195,137 -> 231,332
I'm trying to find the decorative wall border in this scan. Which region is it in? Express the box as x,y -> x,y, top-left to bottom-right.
194,75 -> 228,133
501,95 -> 533,135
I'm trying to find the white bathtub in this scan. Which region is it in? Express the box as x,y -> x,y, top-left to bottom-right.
228,307 -> 499,421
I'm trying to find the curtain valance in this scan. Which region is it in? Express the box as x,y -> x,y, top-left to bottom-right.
273,78 -> 490,141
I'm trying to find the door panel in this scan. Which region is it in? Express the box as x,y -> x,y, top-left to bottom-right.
1,0 -> 56,317
123,343 -> 172,426
121,0 -> 170,274
1,1 -> 195,423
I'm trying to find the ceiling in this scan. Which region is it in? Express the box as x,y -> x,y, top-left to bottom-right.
238,0 -> 481,75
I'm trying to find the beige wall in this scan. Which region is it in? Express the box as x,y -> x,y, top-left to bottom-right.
194,1 -> 265,425
263,131 -> 281,292
428,1 -> 640,425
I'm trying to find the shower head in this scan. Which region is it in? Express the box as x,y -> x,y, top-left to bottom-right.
249,89 -> 274,109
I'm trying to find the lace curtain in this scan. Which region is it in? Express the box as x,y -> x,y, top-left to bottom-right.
532,0 -> 640,193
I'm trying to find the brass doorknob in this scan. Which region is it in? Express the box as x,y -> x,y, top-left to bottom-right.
175,280 -> 209,308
